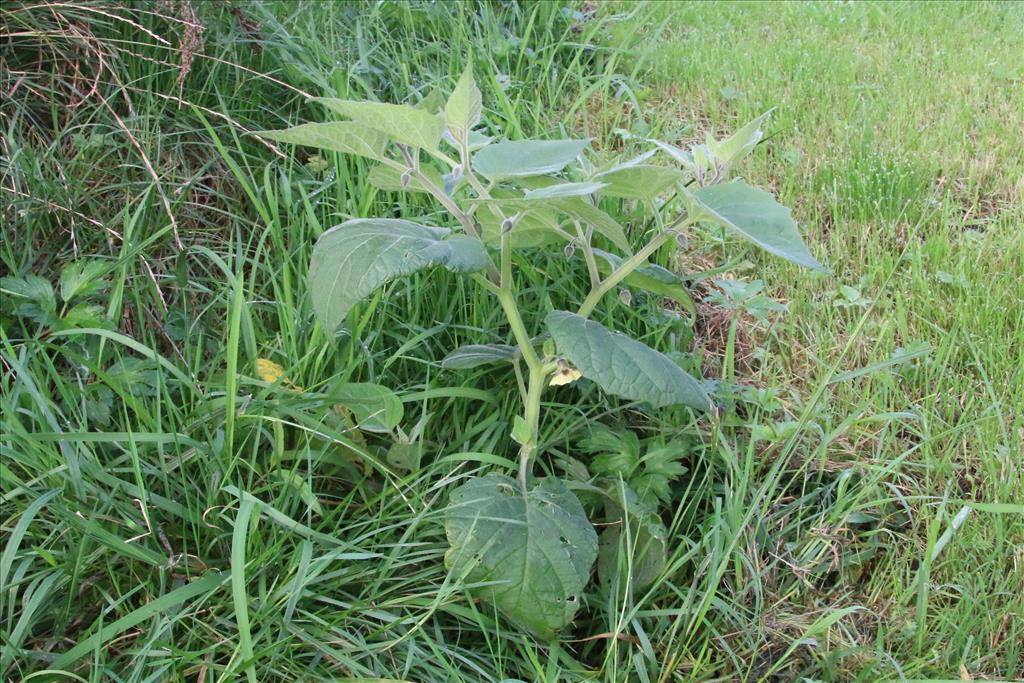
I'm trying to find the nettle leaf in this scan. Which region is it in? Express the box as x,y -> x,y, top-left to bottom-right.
544,311 -> 712,411
309,219 -> 490,332
441,344 -> 519,369
472,139 -> 590,178
312,98 -> 446,150
256,122 -> 389,161
597,482 -> 668,593
445,63 -> 482,140
692,180 -> 826,272
445,474 -> 598,639
595,165 -> 686,200
330,383 -> 403,432
367,163 -> 446,194
523,181 -> 606,200
592,249 -> 696,316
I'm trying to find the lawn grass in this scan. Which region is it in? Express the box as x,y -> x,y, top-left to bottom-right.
1,1 -> 1021,681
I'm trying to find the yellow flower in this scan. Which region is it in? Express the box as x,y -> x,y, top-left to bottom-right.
548,359 -> 582,387
255,358 -> 302,392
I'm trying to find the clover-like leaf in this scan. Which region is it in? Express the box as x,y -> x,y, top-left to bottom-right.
312,98 -> 446,150
255,122 -> 389,162
441,344 -> 519,369
309,219 -> 490,332
472,139 -> 590,178
445,474 -> 598,639
691,180 -> 826,272
545,311 -> 712,411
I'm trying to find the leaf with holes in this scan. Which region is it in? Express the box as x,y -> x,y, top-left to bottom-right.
445,474 -> 598,639
255,122 -> 390,162
472,139 -> 590,178
309,219 -> 490,332
691,180 -> 826,272
545,311 -> 712,411
313,98 -> 446,150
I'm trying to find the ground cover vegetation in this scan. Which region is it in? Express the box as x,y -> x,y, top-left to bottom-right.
1,1 -> 1022,681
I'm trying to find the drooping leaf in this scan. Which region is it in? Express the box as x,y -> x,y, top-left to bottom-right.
441,344 -> 519,369
330,382 -> 403,432
691,180 -> 826,272
597,482 -> 667,593
312,98 -> 446,150
255,122 -> 389,161
523,182 -> 606,200
445,474 -> 598,639
367,163 -> 447,194
308,219 -> 490,332
445,63 -> 482,141
472,139 -> 590,178
595,164 -> 686,200
544,311 -> 712,411
591,249 -> 696,316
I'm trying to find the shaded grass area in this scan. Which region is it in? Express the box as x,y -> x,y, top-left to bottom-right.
1,1 -> 1021,681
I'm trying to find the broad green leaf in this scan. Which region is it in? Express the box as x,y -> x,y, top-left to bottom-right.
309,218 -> 490,332
441,344 -> 519,369
705,109 -> 772,170
0,274 -> 57,325
58,259 -> 107,302
472,139 -> 590,178
367,163 -> 446,194
523,182 -> 606,200
445,63 -> 482,141
445,474 -> 598,639
692,180 -> 826,272
544,311 -> 712,411
596,164 -> 686,200
331,382 -> 403,432
591,249 -> 696,316
477,204 -> 564,249
597,482 -> 667,592
477,196 -> 631,254
312,98 -> 446,150
255,122 -> 389,161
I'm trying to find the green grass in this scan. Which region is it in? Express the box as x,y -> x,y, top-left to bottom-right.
2,1 -> 1022,681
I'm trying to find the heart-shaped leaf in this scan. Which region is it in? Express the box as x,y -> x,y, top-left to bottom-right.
691,180 -> 826,272
472,139 -> 590,178
330,383 -> 403,432
309,219 -> 490,332
312,98 -> 446,150
445,474 -> 598,639
255,122 -> 389,162
544,311 -> 712,411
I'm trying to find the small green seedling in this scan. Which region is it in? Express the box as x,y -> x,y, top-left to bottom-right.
257,63 -> 825,639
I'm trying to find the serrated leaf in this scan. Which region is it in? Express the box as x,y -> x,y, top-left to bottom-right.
595,164 -> 686,200
256,122 -> 389,161
445,475 -> 598,639
692,180 -> 826,272
367,164 -> 446,194
309,218 -> 490,332
313,98 -> 446,150
0,275 -> 57,325
472,139 -> 590,178
597,482 -> 667,592
445,63 -> 482,140
592,249 -> 696,316
58,259 -> 107,302
544,311 -> 712,411
523,182 -> 606,200
330,382 -> 403,432
441,344 -> 519,369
